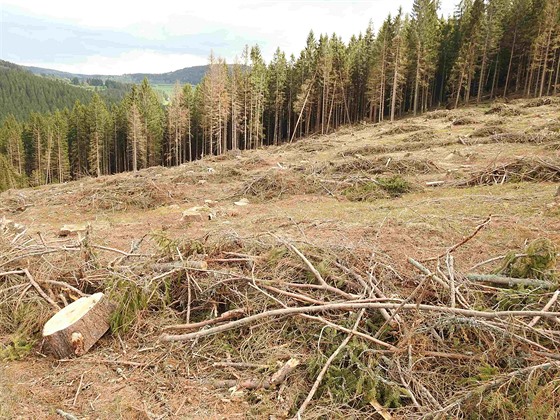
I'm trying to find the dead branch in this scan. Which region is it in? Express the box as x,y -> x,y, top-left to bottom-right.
408,258 -> 450,290
0,269 -> 60,310
160,301 -> 560,343
468,253 -> 528,271
335,261 -> 401,325
444,215 -> 492,257
528,290 -> 560,327
162,308 -> 246,331
151,260 -> 208,272
213,358 -> 299,390
466,274 -> 556,289
212,361 -> 269,369
282,239 -> 360,300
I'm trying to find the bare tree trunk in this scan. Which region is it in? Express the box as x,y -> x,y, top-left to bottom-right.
455,68 -> 465,109
547,49 -> 557,96
390,42 -> 400,122
490,57 -> 499,99
413,47 -> 421,116
504,30 -> 517,98
477,31 -> 490,103
554,50 -> 560,95
539,28 -> 553,97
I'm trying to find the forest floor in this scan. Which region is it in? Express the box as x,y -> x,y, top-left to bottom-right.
1,97 -> 560,419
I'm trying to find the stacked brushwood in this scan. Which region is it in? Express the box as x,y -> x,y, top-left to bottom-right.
1,221 -> 560,419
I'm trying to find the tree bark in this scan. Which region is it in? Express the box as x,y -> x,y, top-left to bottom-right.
42,293 -> 115,359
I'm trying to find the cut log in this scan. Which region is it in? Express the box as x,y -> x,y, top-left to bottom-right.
42,292 -> 114,359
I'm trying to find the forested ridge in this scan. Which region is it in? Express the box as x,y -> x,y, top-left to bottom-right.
1,0 -> 559,191
0,61 -> 94,122
25,64 -> 212,86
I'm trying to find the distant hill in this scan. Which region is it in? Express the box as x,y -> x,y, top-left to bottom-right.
124,65 -> 209,85
0,60 -> 93,122
24,64 -> 211,86
23,65 -> 91,80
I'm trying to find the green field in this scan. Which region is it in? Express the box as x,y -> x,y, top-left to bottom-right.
152,83 -> 177,103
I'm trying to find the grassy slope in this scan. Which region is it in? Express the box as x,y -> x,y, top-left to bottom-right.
1,98 -> 560,418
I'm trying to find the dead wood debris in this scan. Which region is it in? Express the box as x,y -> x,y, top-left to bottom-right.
459,158 -> 560,186
2,220 -> 560,418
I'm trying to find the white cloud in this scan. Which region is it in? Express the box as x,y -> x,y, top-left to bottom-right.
19,50 -> 207,75
1,0 -> 459,73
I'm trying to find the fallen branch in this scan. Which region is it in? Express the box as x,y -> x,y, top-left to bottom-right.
160,301 -> 560,342
0,269 -> 61,310
41,280 -> 88,297
468,253 -> 527,271
528,290 -> 560,327
282,240 -> 359,300
213,358 -> 299,390
151,260 -> 208,272
466,274 -> 556,289
335,262 -> 400,325
408,258 -> 450,290
162,308 -> 246,331
444,216 -> 492,256
212,361 -> 269,369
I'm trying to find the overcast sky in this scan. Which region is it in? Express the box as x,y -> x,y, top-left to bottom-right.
0,0 -> 456,75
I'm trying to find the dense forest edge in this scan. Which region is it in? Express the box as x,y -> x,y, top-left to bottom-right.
1,0 -> 558,191
0,60 -> 133,123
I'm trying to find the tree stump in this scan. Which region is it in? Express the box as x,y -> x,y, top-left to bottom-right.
42,293 -> 114,359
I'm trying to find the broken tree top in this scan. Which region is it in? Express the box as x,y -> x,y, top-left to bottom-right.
42,292 -> 114,359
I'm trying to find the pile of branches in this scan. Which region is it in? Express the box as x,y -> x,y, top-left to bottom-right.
522,97 -> 560,108
484,103 -> 522,117
459,158 -> 560,186
2,219 -> 560,418
157,231 -> 560,418
382,124 -> 427,136
329,156 -> 440,176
